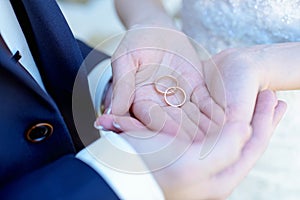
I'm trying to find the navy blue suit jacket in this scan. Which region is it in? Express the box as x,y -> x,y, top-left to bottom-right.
0,0 -> 119,199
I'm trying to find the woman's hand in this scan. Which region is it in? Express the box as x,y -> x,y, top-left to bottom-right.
201,48 -> 266,125
202,43 -> 300,125
109,27 -> 211,135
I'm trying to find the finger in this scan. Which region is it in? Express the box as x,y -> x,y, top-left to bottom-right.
95,114 -> 147,133
132,99 -> 201,139
249,89 -> 277,144
272,100 -> 287,127
185,98 -> 224,138
132,100 -> 181,135
163,103 -> 205,142
199,121 -> 252,175
220,79 -> 259,123
181,102 -> 211,139
111,55 -> 137,115
212,90 -> 278,193
191,84 -> 225,125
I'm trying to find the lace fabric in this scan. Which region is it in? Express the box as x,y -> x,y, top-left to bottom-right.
181,0 -> 300,54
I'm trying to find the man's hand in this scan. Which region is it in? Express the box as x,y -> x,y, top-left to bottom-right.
95,90 -> 286,199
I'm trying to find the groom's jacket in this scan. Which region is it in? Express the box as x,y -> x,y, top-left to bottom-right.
0,0 -> 118,199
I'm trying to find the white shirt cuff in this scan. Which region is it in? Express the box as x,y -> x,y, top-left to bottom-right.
76,131 -> 165,200
87,58 -> 112,116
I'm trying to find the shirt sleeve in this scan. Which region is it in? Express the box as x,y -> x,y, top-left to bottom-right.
76,131 -> 165,200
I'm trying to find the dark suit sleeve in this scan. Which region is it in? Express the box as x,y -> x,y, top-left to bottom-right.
76,39 -> 110,74
0,155 -> 119,200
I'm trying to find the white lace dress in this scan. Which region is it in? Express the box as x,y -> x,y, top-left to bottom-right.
182,0 -> 300,54
181,1 -> 300,199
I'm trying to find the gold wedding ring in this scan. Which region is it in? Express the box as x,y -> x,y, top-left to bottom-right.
154,75 -> 186,107
154,75 -> 178,95
164,86 -> 186,108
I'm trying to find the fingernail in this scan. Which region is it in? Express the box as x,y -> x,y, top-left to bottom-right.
94,121 -> 109,131
112,121 -> 121,130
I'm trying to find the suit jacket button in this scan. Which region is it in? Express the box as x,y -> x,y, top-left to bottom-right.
26,123 -> 53,143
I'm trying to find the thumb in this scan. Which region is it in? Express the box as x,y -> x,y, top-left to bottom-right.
111,55 -> 137,115
224,85 -> 260,124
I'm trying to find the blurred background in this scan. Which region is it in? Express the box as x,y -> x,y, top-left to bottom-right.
57,0 -> 300,199
57,0 -> 181,54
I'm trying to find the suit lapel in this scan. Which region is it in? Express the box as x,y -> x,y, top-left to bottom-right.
10,0 -> 84,91
9,0 -> 100,149
0,48 -> 53,105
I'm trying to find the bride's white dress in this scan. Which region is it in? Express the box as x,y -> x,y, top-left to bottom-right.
181,1 -> 300,199
182,0 -> 300,54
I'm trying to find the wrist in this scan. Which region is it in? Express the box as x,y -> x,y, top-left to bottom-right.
219,47 -> 267,90
127,13 -> 178,31
128,22 -> 178,32
129,22 -> 178,31
237,47 -> 270,91
115,0 -> 177,30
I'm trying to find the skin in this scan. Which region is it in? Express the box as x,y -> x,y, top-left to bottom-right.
96,90 -> 286,199
113,0 -> 300,126
202,43 -> 300,125
94,0 -> 300,198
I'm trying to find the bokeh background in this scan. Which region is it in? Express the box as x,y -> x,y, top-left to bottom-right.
57,0 -> 300,199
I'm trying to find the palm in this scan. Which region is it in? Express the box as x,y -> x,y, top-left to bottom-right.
128,49 -> 209,135
107,27 -> 220,137
202,52 -> 262,125
110,27 -> 207,115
